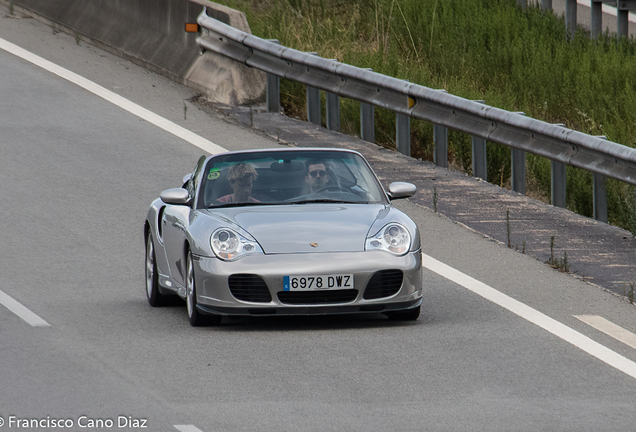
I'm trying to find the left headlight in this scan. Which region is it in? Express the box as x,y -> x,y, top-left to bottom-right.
210,228 -> 262,261
365,223 -> 411,256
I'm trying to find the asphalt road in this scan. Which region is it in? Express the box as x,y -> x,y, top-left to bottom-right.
2,6 -> 636,431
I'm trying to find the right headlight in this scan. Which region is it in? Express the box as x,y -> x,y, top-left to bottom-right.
210,228 -> 262,261
365,223 -> 411,256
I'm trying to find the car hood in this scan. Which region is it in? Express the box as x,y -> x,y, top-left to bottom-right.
206,204 -> 388,254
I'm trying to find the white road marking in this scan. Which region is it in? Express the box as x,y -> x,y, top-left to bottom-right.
575,315 -> 636,351
174,426 -> 204,432
422,254 -> 636,381
0,289 -> 50,327
0,37 -> 227,156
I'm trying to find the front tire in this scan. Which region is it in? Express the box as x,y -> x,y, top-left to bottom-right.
186,250 -> 221,327
146,235 -> 167,307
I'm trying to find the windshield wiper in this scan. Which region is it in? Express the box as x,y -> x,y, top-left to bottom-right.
288,199 -> 365,205
210,201 -> 282,209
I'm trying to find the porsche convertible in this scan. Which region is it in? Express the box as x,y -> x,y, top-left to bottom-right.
144,148 -> 422,326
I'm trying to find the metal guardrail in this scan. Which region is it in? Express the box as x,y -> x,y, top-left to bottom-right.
519,0 -> 636,40
197,8 -> 636,222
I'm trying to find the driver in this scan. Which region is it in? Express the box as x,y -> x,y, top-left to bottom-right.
305,159 -> 332,193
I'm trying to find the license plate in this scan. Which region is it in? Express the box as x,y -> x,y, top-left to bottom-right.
283,274 -> 354,291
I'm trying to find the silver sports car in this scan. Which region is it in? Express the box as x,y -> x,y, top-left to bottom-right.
144,148 -> 422,326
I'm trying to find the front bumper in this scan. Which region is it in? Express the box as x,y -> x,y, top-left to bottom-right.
192,249 -> 422,317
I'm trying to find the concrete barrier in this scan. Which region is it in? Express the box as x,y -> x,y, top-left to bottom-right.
8,0 -> 265,105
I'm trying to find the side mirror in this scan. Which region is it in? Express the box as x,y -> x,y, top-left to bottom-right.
387,182 -> 416,200
160,188 -> 190,205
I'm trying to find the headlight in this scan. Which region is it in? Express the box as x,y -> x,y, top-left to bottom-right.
210,228 -> 262,261
365,223 -> 411,256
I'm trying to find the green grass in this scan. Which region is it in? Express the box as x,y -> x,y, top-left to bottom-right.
214,0 -> 636,234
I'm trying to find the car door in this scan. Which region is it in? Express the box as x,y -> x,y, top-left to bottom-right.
161,204 -> 191,290
161,156 -> 206,291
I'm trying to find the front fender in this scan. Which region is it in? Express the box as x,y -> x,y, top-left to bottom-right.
186,210 -> 223,258
145,198 -> 164,238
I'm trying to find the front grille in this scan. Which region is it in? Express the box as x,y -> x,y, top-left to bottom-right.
277,289 -> 358,304
363,270 -> 403,300
228,274 -> 272,303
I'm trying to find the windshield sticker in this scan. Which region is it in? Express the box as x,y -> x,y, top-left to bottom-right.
208,171 -> 220,180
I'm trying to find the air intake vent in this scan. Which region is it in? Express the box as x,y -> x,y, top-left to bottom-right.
363,270 -> 403,300
228,274 -> 272,303
277,289 -> 358,304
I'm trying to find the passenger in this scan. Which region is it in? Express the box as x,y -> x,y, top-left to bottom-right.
304,159 -> 332,193
217,162 -> 260,203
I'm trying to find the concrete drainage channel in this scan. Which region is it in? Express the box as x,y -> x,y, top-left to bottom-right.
4,0 -> 636,298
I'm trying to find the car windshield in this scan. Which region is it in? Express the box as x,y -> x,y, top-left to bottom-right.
197,150 -> 388,209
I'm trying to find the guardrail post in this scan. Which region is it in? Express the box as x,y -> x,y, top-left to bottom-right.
472,100 -> 487,180
472,137 -> 487,181
565,0 -> 577,38
326,92 -> 340,132
551,161 -> 567,208
265,40 -> 281,113
266,74 -> 280,113
433,124 -> 448,168
618,7 -> 629,38
360,102 -> 374,143
591,1 -> 602,39
396,80 -> 412,156
511,149 -> 526,194
396,113 -> 411,156
306,86 -> 321,125
510,112 -> 526,194
359,68 -> 375,143
593,173 -> 608,223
